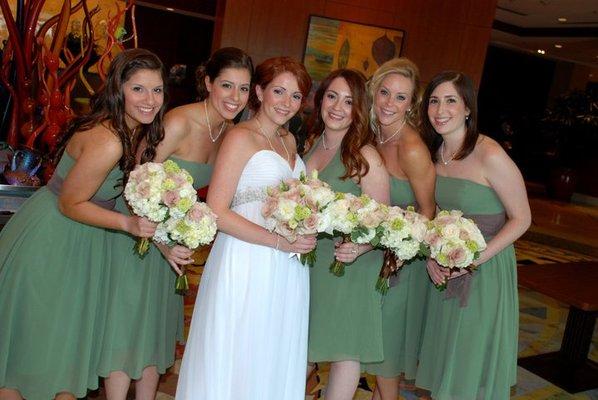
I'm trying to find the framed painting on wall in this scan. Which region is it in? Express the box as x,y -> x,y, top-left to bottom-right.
302,15 -> 405,82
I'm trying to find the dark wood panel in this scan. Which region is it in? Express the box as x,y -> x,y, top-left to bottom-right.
139,0 -> 218,16
220,0 -> 497,86
323,1 -> 396,28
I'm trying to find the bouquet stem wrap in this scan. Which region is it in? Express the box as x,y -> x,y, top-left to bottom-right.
135,238 -> 151,257
175,272 -> 189,294
375,249 -> 400,295
300,248 -> 316,268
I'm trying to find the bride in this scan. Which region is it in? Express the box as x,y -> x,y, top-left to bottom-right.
176,57 -> 316,400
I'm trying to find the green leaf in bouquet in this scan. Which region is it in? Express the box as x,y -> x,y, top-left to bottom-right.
435,281 -> 447,291
350,226 -> 370,242
419,242 -> 431,257
370,236 -> 381,247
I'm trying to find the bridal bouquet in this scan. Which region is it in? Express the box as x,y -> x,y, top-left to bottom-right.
375,206 -> 428,294
322,193 -> 386,277
423,209 -> 487,290
125,159 -> 197,256
126,160 -> 219,292
154,202 -> 218,292
262,170 -> 335,267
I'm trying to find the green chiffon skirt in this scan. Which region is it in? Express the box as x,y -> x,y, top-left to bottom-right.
415,246 -> 518,399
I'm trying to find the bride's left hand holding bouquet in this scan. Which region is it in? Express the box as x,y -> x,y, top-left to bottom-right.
262,170 -> 336,266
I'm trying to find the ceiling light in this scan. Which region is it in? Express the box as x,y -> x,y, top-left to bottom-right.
554,44 -> 563,48
537,49 -> 546,54
558,17 -> 567,22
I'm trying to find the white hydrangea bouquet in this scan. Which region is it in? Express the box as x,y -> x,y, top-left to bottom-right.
423,209 -> 487,290
262,170 -> 336,267
375,206 -> 428,294
322,193 -> 386,277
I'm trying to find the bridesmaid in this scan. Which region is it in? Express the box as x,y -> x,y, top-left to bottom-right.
0,49 -> 163,400
304,69 -> 389,400
363,58 -> 436,400
415,71 -> 531,399
97,47 -> 253,400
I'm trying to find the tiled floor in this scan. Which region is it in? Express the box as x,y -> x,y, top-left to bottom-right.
92,196 -> 598,399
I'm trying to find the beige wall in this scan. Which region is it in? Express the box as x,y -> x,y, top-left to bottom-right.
217,0 -> 498,85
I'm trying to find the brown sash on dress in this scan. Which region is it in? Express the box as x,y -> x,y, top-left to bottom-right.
46,174 -> 117,210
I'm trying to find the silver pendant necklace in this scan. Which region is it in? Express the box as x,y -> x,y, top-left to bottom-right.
204,101 -> 226,143
378,118 -> 406,145
255,118 -> 290,164
440,141 -> 457,165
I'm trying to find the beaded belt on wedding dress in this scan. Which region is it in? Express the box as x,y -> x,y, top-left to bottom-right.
230,186 -> 268,208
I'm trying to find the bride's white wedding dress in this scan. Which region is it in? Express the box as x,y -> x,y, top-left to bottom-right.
176,150 -> 310,400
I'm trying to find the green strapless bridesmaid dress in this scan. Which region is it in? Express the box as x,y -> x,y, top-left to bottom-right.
97,157 -> 212,378
415,176 -> 518,399
363,176 -> 431,379
0,153 -> 122,399
306,142 -> 384,363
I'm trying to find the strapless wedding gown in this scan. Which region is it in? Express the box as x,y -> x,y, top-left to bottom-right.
176,150 -> 310,400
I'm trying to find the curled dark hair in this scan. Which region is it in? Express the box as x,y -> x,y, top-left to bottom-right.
248,57 -> 312,111
195,47 -> 254,100
55,48 -> 168,179
305,69 -> 373,182
420,71 -> 478,162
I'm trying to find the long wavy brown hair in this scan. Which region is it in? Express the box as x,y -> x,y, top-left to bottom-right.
304,69 -> 373,183
54,48 -> 168,181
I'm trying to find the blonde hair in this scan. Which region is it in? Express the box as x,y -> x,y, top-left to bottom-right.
368,57 -> 422,134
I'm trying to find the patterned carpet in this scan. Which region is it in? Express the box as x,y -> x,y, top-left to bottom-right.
93,239 -> 598,399
152,239 -> 597,400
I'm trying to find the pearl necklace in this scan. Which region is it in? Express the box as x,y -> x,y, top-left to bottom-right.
440,141 -> 457,165
255,118 -> 290,164
321,130 -> 341,151
204,101 -> 226,143
377,118 -> 406,145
